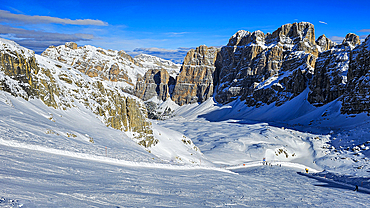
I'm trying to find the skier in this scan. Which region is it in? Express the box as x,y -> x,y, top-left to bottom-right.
263,158 -> 266,165
305,168 -> 309,173
354,185 -> 359,192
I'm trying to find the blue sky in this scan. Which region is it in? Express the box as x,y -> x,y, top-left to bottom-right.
0,0 -> 369,60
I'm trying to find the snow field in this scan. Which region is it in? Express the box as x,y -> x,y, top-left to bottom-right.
1,144 -> 369,207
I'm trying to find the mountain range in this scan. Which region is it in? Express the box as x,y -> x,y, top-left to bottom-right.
1,22 -> 370,206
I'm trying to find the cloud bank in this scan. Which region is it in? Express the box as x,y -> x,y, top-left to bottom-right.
0,10 -> 108,26
358,29 -> 370,33
0,25 -> 94,53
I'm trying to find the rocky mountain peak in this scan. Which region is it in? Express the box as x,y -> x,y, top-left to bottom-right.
341,33 -> 361,48
214,22 -> 318,106
316,34 -> 336,52
227,30 -> 266,47
266,22 -> 318,56
65,42 -> 78,50
227,30 -> 251,46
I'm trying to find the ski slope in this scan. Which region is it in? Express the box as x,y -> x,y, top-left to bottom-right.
1,141 -> 369,207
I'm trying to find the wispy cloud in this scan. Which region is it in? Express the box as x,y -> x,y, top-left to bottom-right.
329,36 -> 344,44
0,10 -> 108,26
319,21 -> 328,25
0,25 -> 94,53
358,29 -> 370,33
165,32 -> 190,37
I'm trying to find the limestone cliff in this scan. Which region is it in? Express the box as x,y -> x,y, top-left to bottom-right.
341,34 -> 370,114
171,45 -> 219,105
134,68 -> 175,101
0,38 -> 156,148
215,22 -> 318,106
308,33 -> 361,106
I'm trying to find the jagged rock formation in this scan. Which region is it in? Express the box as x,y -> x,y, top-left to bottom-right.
308,33 -> 361,106
134,68 -> 175,101
171,45 -> 219,105
133,54 -> 180,77
215,22 -> 318,106
133,54 -> 179,102
341,34 -> 370,114
41,42 -> 144,89
0,38 -> 156,147
316,34 -> 336,52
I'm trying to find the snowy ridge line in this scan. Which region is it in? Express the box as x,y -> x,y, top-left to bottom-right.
226,161 -> 321,173
298,172 -> 370,194
0,138 -> 233,173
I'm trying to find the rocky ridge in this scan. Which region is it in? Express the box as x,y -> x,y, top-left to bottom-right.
132,22 -> 370,115
213,22 -> 318,106
0,38 -> 156,147
42,43 -> 143,89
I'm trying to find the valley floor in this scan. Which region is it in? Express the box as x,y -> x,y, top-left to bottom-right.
1,144 -> 369,207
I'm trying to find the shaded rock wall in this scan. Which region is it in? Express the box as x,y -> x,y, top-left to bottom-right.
308,33 -> 360,106
134,68 -> 174,101
341,35 -> 370,114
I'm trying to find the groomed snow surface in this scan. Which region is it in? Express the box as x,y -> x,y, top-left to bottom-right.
1,91 -> 370,207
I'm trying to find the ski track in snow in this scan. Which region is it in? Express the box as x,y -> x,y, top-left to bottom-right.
0,138 -> 233,173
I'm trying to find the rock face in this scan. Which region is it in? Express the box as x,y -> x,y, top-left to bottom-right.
133,54 -> 181,77
134,68 -> 175,101
42,43 -> 143,90
316,34 -> 336,52
341,34 -> 370,114
0,38 -> 156,148
215,22 -> 318,106
171,45 -> 219,105
308,33 -> 361,106
132,54 -> 179,102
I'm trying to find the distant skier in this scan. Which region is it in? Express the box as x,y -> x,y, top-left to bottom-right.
305,168 -> 309,173
263,158 -> 266,165
354,185 -> 359,192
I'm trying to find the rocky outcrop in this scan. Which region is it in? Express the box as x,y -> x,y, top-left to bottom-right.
308,33 -> 361,106
133,54 -> 181,77
0,38 -> 156,148
215,22 -> 318,106
42,43 -> 142,89
316,34 -> 336,52
134,68 -> 175,101
171,45 -> 219,105
341,34 -> 370,114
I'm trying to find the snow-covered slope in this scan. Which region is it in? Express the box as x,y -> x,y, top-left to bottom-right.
160,92 -> 370,177
0,37 -> 206,165
42,43 -> 181,93
42,42 -> 144,89
133,53 -> 181,77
